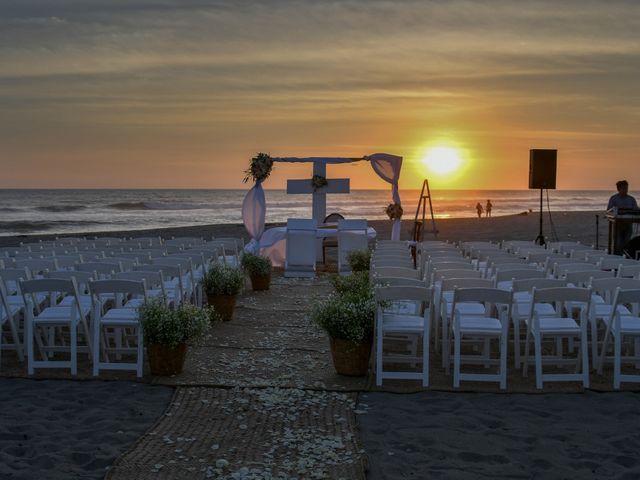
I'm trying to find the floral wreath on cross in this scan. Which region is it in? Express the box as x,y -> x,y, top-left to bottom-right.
385,203 -> 403,220
243,153 -> 274,184
311,174 -> 328,192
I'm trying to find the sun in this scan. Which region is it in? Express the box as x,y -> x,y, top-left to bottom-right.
422,146 -> 463,175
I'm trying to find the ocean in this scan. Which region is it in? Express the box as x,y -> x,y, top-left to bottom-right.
0,189 -> 612,237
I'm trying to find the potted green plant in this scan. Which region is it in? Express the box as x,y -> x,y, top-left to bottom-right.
241,253 -> 273,291
202,264 -> 245,321
139,301 -> 211,375
312,272 -> 376,376
346,249 -> 371,272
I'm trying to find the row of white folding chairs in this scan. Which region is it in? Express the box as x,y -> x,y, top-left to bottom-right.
375,279 -> 640,390
0,277 -> 152,376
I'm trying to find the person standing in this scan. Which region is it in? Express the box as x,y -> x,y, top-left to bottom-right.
475,202 -> 483,219
486,199 -> 493,218
608,180 -> 639,255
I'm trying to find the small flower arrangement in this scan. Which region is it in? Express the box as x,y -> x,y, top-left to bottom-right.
313,272 -> 376,344
139,301 -> 212,347
385,203 -> 403,220
241,252 -> 272,276
346,249 -> 371,272
202,264 -> 246,296
311,174 -> 328,192
243,152 -> 274,184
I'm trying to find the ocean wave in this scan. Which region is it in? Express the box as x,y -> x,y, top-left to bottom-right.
35,205 -> 87,213
107,201 -> 210,211
0,207 -> 21,212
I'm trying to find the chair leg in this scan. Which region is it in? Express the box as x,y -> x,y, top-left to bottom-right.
500,333 -> 507,390
513,317 -> 520,369
27,319 -> 34,376
522,327 -> 531,377
581,332 -> 589,388
92,321 -> 100,377
376,329 -> 383,387
598,328 -> 611,375
590,320 -> 598,370
453,330 -> 461,388
614,332 -> 621,390
136,327 -> 143,378
70,322 -> 77,376
423,324 -> 430,388
534,331 -> 543,390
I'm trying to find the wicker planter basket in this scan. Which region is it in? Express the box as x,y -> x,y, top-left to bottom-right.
147,343 -> 187,376
207,294 -> 237,321
250,272 -> 271,291
329,337 -> 372,376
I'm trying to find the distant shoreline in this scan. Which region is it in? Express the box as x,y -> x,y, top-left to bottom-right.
0,210 -> 607,248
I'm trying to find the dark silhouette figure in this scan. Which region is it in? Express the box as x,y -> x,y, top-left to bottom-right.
486,200 -> 492,217
608,180 -> 639,254
476,202 -> 483,219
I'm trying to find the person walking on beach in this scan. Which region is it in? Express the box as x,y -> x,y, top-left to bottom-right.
475,202 -> 483,219
608,180 -> 639,254
486,199 -> 493,217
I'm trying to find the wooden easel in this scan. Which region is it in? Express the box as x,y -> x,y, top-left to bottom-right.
412,179 -> 439,242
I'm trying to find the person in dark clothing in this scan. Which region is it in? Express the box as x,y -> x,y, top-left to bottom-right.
608,180 -> 638,255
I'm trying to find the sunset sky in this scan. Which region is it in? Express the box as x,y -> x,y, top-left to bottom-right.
1,0 -> 638,190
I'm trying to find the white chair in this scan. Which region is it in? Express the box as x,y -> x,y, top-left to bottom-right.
597,288 -> 640,389
76,262 -> 120,278
375,285 -> 433,387
20,278 -> 92,375
522,287 -> 592,389
451,287 -> 513,389
438,277 -> 493,369
116,271 -> 169,308
565,270 -> 614,287
337,219 -> 368,275
15,258 -> 58,278
90,280 -> 148,377
135,264 -> 184,306
493,268 -> 545,290
285,219 -> 318,278
371,266 -> 420,280
0,279 -> 24,364
589,277 -> 640,369
510,278 -> 568,368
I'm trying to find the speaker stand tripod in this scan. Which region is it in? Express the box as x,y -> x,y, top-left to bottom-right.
535,188 -> 545,246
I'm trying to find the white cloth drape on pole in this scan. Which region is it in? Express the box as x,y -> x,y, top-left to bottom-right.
241,153 -> 403,252
242,181 -> 266,253
366,153 -> 403,241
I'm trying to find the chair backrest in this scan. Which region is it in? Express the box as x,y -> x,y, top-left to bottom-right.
555,263 -> 601,277
441,277 -> 494,292
618,264 -> 640,278
433,269 -> 482,283
51,255 -> 84,269
452,287 -> 513,308
116,270 -> 165,289
14,258 -> 58,276
75,262 -> 119,277
46,270 -> 96,293
494,269 -> 545,283
286,219 -> 317,269
512,278 -> 567,293
89,279 -> 148,297
371,266 -> 420,279
565,270 -> 613,287
0,267 -> 32,284
20,278 -> 83,314
589,277 -> 640,303
375,285 -> 433,304
373,276 -> 426,288
612,288 -> 640,311
531,286 -> 592,305
101,257 -> 136,271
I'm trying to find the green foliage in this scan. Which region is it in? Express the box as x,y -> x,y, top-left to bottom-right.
313,272 -> 376,344
346,249 -> 371,272
241,252 -> 272,276
139,301 -> 212,347
202,264 -> 245,296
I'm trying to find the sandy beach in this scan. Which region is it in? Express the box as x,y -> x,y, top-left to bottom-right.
0,379 -> 172,479
0,210 -> 607,249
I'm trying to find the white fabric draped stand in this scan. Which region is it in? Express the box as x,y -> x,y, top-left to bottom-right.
242,153 -> 403,264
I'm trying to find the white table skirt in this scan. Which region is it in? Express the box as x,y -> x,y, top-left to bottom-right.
246,226 -> 377,268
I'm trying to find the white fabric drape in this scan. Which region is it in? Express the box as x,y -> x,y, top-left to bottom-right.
242,181 -> 266,253
366,153 -> 403,241
241,153 -> 403,253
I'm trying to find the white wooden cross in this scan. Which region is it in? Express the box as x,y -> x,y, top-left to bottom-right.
286,162 -> 350,223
